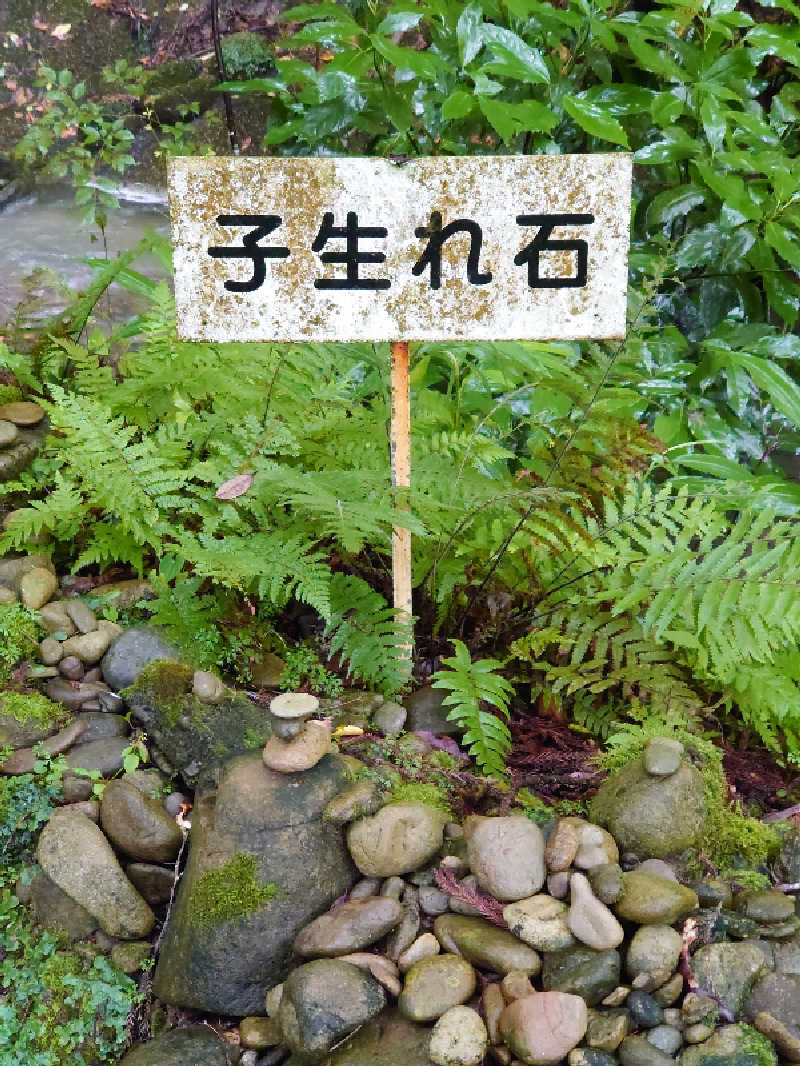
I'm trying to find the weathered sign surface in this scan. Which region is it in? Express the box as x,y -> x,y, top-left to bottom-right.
169,155 -> 631,343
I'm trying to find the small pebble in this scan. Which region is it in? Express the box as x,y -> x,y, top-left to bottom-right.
350,877 -> 382,900
419,885 -> 450,915
428,1005 -> 488,1066
647,1024 -> 683,1055
398,932 -> 440,973
627,990 -> 664,1029
59,655 -> 84,680
381,875 -> 406,899
500,970 -> 534,1002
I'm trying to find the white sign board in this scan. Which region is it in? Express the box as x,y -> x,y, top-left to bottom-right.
169,155 -> 631,343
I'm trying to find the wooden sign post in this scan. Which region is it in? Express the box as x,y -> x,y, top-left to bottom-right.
168,155 -> 632,664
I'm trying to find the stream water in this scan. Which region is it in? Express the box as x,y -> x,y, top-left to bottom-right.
0,183 -> 171,326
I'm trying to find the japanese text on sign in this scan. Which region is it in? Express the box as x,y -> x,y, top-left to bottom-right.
169,155 -> 632,343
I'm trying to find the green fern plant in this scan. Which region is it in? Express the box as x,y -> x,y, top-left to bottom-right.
432,640 -> 513,777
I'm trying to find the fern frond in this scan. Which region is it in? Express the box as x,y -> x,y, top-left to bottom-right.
324,574 -> 412,697
432,640 -> 513,777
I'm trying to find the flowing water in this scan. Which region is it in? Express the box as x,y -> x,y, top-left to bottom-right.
0,183 -> 171,326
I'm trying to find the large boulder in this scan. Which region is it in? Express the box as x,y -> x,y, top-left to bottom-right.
464,815 -> 546,901
152,751 -> 356,1015
101,625 -> 180,691
121,660 -> 275,785
347,802 -> 446,876
679,1023 -> 777,1066
589,755 -> 707,858
117,1026 -> 236,1066
747,972 -> 800,1041
693,941 -> 772,1018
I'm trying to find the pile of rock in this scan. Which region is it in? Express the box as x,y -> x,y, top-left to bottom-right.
0,400 -> 47,481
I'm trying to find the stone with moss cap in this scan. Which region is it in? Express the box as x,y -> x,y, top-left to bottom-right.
679,1023 -> 777,1066
0,690 -> 66,748
153,750 -> 356,1015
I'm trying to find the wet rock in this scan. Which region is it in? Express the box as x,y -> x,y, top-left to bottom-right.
262,719 -> 332,773
100,779 -> 183,863
111,941 -> 152,973
45,678 -> 109,710
499,991 -> 588,1066
753,1011 -> 800,1063
692,940 -> 771,1017
644,737 -> 684,776
588,864 -> 624,905
73,711 -> 128,745
59,655 -> 84,680
386,891 -> 420,960
101,625 -> 181,690
746,972 -> 800,1042
294,897 -> 403,957
541,945 -> 621,1007
627,990 -> 664,1029
60,629 -> 114,664
239,1016 -> 281,1049
545,819 -> 580,872
614,872 -> 698,925
37,807 -> 154,939
278,958 -> 386,1060
398,932 -> 441,972
742,891 -> 796,923
464,815 -> 546,901
586,1008 -> 629,1051
117,1026 -> 236,1065
679,1023 -> 778,1066
419,885 -> 450,916
153,752 -> 355,1015
347,802 -> 446,877
404,686 -> 463,736
399,954 -> 477,1022
434,913 -> 542,975
568,872 -> 624,951
19,566 -> 57,609
429,1005 -> 488,1066
503,894 -> 575,952
324,779 -> 382,825
322,1008 -> 432,1066
29,866 -> 99,939
647,1024 -> 683,1055
65,600 -> 97,634
373,701 -> 407,735
627,925 -> 683,982
63,735 -> 130,777
590,756 -> 707,859
618,1035 -> 674,1065
126,862 -> 176,905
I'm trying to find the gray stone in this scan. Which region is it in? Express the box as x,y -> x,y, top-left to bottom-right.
746,972 -> 800,1041
121,660 -> 276,786
126,862 -> 176,905
742,891 -> 796,923
73,712 -> 128,745
278,958 -> 385,1059
679,1023 -> 778,1066
63,735 -> 130,776
321,1008 -> 432,1066
618,1035 -> 674,1065
404,686 -> 463,736
60,629 -> 114,664
29,866 -> 99,939
0,551 -> 53,590
117,1026 -> 236,1066
0,418 -> 18,446
262,720 -> 332,772
38,601 -> 76,636
503,894 -> 575,952
628,990 -> 664,1029
101,779 -> 184,863
753,1011 -> 800,1063
542,945 -> 622,1007
568,871 -> 624,951
464,814 -> 546,901
419,885 -> 450,916
386,892 -> 420,961
434,913 -> 541,975
36,807 -> 154,939
347,802 -> 446,877
644,737 -> 684,776
45,678 -> 109,710
692,941 -> 771,1017
647,1025 -> 683,1055
294,897 -> 403,957
614,872 -> 698,925
373,701 -> 407,736
627,925 -> 683,981
153,751 -> 356,1015
589,864 -> 625,905
399,954 -> 476,1022
59,655 -> 84,680
101,625 -> 181,690
65,600 -> 98,633
39,637 -> 63,665
590,756 -> 707,858
429,1006 -> 488,1066
324,780 -> 383,826
111,941 -> 152,974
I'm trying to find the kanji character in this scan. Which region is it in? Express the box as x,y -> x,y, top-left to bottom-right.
514,213 -> 595,288
208,215 -> 290,292
312,211 -> 391,290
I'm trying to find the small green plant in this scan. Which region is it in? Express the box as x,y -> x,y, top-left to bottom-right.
0,890 -> 138,1065
280,644 -> 343,697
0,751 -> 64,865
243,728 -> 267,749
188,854 -> 278,928
432,640 -> 513,778
0,605 -> 40,682
0,691 -> 64,731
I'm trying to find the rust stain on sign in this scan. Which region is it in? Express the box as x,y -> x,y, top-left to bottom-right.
168,155 -> 632,343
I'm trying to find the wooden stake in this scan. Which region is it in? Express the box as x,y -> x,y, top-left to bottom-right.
390,341 -> 412,660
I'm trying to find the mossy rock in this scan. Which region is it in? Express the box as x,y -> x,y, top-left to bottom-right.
679,1023 -> 777,1066
0,691 -> 66,748
152,751 -> 356,1015
122,660 -> 274,785
590,754 -> 707,858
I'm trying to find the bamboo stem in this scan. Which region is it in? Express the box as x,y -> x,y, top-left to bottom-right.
390,341 -> 412,662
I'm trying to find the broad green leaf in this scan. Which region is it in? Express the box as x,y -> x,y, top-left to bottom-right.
581,84 -> 655,115
370,36 -> 449,79
693,162 -> 761,220
699,95 -> 727,153
634,129 -> 698,164
766,221 -> 800,270
457,1 -> 484,66
733,354 -> 800,427
377,10 -> 424,34
563,94 -> 629,147
478,96 -> 518,141
645,184 -> 705,228
747,25 -> 800,67
514,98 -> 558,133
442,89 -> 476,119
479,23 -> 550,84
282,2 -> 360,24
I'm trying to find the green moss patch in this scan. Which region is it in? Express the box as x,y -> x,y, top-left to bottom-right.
0,691 -> 63,728
389,782 -> 455,819
121,660 -> 194,728
188,854 -> 278,928
0,605 -> 40,683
